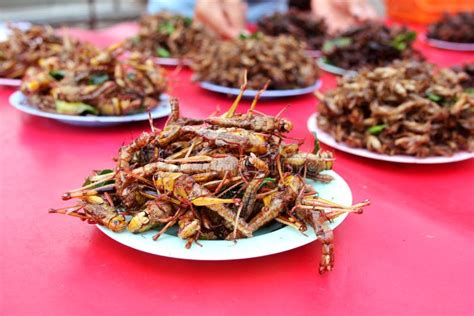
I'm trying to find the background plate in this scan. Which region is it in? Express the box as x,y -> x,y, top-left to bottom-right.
422,33 -> 474,51
0,21 -> 31,42
306,50 -> 322,58
154,57 -> 190,66
9,90 -> 170,127
0,78 -> 22,87
199,80 -> 322,98
308,113 -> 474,164
316,58 -> 357,76
97,170 -> 352,261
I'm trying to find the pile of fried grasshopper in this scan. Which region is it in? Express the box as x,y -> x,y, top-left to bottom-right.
50,81 -> 369,274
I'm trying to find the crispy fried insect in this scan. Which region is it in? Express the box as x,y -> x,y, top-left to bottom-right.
128,199 -> 175,233
49,195 -> 126,232
51,82 -> 370,275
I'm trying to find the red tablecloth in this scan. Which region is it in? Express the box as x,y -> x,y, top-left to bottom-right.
1,23 -> 473,316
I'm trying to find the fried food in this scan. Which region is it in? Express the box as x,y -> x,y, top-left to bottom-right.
452,63 -> 474,90
21,44 -> 168,116
50,84 -> 369,274
316,61 -> 474,157
257,9 -> 328,50
126,12 -> 215,59
191,34 -> 319,90
0,25 -> 98,79
321,22 -> 421,70
427,12 -> 474,43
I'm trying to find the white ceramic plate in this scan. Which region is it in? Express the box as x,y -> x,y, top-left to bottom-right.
0,21 -> 31,42
422,33 -> 474,52
154,57 -> 191,66
97,170 -> 352,260
308,113 -> 474,164
306,50 -> 322,58
0,78 -> 22,86
9,91 -> 171,127
317,58 -> 357,76
0,22 -> 27,87
199,80 -> 322,98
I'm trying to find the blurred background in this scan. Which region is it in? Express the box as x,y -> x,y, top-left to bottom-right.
0,0 -> 386,29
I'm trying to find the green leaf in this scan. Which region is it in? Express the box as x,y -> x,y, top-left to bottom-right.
426,92 -> 442,103
312,135 -> 320,154
367,124 -> 387,135
49,70 -> 65,81
159,21 -> 175,35
98,169 -> 113,175
465,88 -> 474,95
183,17 -> 192,27
258,177 -> 276,189
130,35 -> 141,44
391,31 -> 416,51
156,47 -> 171,58
322,37 -> 352,53
239,32 -> 263,40
88,73 -> 109,85
55,100 -> 99,115
321,56 -> 332,65
82,169 -> 114,186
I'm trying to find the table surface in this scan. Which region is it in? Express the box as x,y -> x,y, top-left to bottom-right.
1,23 -> 473,316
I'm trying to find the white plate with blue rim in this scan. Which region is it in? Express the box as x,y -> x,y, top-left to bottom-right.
96,170 -> 353,260
307,113 -> 474,164
316,58 -> 357,76
199,79 -> 322,98
9,90 -> 171,127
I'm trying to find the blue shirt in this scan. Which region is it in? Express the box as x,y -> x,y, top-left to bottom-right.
147,0 -> 288,22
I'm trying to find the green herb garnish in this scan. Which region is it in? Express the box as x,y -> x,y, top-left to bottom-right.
367,124 -> 387,135
130,35 -> 141,44
82,169 -> 114,187
426,92 -> 443,103
55,100 -> 98,115
156,47 -> 171,58
391,31 -> 416,51
49,70 -> 65,81
322,37 -> 352,53
259,177 -> 276,189
239,32 -> 263,40
465,88 -> 474,95
88,73 -> 109,85
321,56 -> 332,65
159,21 -> 175,35
312,135 -> 320,154
183,17 -> 192,27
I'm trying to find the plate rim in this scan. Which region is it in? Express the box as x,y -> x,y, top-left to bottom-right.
307,113 -> 474,164
9,90 -> 171,124
0,78 -> 22,86
421,33 -> 474,51
154,57 -> 191,66
316,58 -> 357,76
306,49 -> 322,58
199,79 -> 322,98
96,170 -> 353,261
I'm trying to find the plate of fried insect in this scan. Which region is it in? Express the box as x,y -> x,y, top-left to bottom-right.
50,83 -> 369,274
